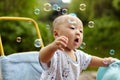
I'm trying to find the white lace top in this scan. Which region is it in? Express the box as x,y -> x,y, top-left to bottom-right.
40,50 -> 92,80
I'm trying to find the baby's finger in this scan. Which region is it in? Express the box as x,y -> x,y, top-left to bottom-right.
59,36 -> 68,44
58,45 -> 64,51
56,40 -> 67,48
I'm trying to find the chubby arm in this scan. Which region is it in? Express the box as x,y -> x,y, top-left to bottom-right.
89,56 -> 115,67
39,36 -> 68,65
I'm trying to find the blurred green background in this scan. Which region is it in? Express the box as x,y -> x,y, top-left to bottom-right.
0,0 -> 120,60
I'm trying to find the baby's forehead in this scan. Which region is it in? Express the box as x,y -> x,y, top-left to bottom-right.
53,15 -> 83,28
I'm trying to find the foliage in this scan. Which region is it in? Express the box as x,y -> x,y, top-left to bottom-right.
69,0 -> 120,58
0,21 -> 40,55
0,0 -> 53,55
0,0 -> 120,58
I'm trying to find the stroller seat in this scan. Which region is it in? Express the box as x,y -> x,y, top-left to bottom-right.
0,51 -> 43,80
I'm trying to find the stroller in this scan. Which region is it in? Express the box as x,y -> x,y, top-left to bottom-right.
0,17 -> 44,80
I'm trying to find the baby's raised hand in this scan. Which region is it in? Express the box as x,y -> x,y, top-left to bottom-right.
103,57 -> 117,65
54,36 -> 68,51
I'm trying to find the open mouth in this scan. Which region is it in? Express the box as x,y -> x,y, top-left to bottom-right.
74,38 -> 79,43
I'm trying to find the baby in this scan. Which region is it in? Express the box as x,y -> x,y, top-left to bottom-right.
39,14 -> 115,80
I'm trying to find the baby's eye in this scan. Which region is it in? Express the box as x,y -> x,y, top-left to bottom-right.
70,27 -> 75,30
80,30 -> 83,33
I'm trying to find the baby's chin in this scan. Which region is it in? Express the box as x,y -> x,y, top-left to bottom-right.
64,46 -> 78,51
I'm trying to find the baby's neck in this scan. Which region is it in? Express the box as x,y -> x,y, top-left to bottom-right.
64,47 -> 74,53
64,48 -> 77,62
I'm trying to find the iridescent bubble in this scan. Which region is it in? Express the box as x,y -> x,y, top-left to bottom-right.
109,49 -> 115,55
52,4 -> 59,11
46,24 -> 50,29
68,19 -> 76,25
34,39 -> 41,48
56,7 -> 61,11
61,8 -> 68,14
34,8 -> 40,15
88,21 -> 95,28
69,13 -> 77,17
80,42 -> 86,49
16,37 -> 22,43
80,3 -> 86,11
43,3 -> 52,12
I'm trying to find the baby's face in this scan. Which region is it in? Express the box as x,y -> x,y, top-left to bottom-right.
53,15 -> 83,50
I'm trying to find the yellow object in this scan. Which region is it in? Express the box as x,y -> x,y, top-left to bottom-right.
0,35 -> 4,56
0,17 -> 44,56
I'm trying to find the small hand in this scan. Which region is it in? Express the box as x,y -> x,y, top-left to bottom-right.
54,36 -> 68,51
103,57 -> 116,65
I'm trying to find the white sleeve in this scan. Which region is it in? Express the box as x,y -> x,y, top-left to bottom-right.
39,53 -> 57,70
78,50 -> 92,70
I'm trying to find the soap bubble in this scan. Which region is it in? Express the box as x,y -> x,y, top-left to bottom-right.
52,4 -> 59,11
80,3 -> 86,11
109,49 -> 115,55
69,13 -> 77,17
61,8 -> 68,14
34,39 -> 41,48
80,42 -> 86,49
43,3 -> 52,12
56,7 -> 61,11
34,8 -> 40,15
46,24 -> 50,29
88,21 -> 95,28
16,37 -> 22,43
68,19 -> 76,25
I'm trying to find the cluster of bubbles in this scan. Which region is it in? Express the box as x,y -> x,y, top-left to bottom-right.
33,2 -> 117,57
34,3 -> 68,15
16,37 -> 41,48
80,3 -> 95,28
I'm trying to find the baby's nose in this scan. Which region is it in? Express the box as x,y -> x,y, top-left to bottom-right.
76,30 -> 81,35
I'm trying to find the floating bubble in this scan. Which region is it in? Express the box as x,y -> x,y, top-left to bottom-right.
34,8 -> 40,15
109,49 -> 115,55
52,4 -> 59,11
46,24 -> 50,29
80,42 -> 86,49
69,13 -> 77,17
34,39 -> 41,48
61,8 -> 68,14
56,7 -> 61,11
79,3 -> 86,11
68,19 -> 76,25
43,3 -> 52,12
16,37 -> 22,43
88,21 -> 95,28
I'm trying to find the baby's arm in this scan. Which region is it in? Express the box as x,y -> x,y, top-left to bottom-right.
89,56 -> 115,67
39,36 -> 68,66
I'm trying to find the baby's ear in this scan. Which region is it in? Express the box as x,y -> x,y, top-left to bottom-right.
53,30 -> 58,38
